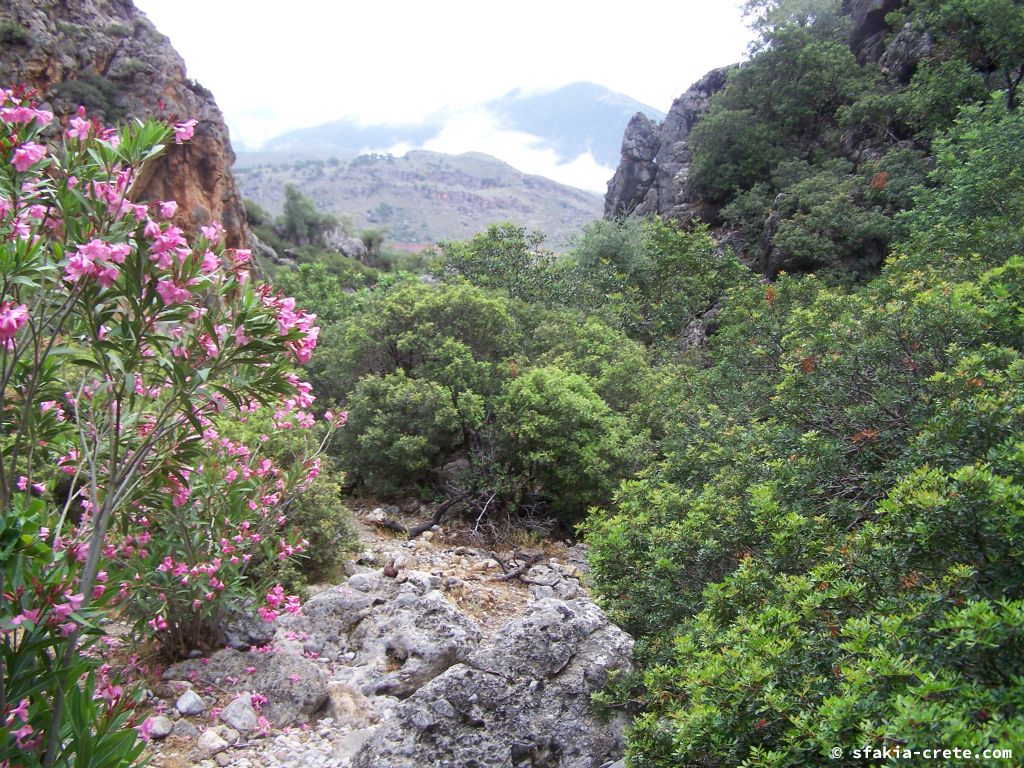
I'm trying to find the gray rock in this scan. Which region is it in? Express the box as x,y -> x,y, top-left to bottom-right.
324,228 -> 369,262
352,599 -> 633,768
848,0 -> 902,63
224,612 -> 276,652
165,650 -> 327,727
220,695 -> 259,734
176,690 -> 207,716
172,718 -> 200,739
143,715 -> 174,740
325,682 -> 380,728
197,725 -> 239,755
278,571 -> 480,698
334,728 -> 378,761
604,68 -> 730,222
879,21 -> 933,83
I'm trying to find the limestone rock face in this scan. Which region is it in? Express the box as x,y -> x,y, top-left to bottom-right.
277,570 -> 482,699
604,67 -> 730,222
351,599 -> 634,768
879,20 -> 933,83
846,0 -> 903,63
0,0 -> 246,246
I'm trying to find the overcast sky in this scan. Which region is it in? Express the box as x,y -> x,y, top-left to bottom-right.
134,0 -> 753,190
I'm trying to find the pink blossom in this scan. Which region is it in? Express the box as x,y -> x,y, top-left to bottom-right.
11,142 -> 46,172
66,115 -> 91,140
63,252 -> 95,283
173,118 -> 198,144
5,698 -> 29,726
11,723 -> 34,749
0,302 -> 28,341
157,200 -> 177,219
201,249 -> 220,274
156,278 -> 192,305
201,221 -> 223,244
11,608 -> 40,627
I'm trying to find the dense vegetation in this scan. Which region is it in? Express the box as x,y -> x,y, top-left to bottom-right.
273,0 -> 1024,764
0,97 -> 354,767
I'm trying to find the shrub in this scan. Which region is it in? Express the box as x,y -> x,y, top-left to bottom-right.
495,366 -> 634,522
335,372 -> 463,495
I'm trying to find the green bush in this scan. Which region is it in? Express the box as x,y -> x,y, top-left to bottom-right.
585,96 -> 1024,766
334,371 -> 463,495
495,366 -> 635,522
253,470 -> 358,595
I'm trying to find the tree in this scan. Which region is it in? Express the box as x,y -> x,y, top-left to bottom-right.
279,184 -> 337,247
914,0 -> 1024,110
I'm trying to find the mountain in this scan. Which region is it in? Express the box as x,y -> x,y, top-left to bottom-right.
260,82 -> 665,169
487,82 -> 665,168
234,150 -> 603,249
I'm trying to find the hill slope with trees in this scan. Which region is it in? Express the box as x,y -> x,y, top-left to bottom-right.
270,1 -> 1024,764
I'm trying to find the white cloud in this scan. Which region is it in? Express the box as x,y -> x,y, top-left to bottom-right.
135,0 -> 752,148
421,108 -> 611,191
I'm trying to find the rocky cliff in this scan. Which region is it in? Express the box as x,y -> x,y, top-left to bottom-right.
604,1 -> 926,236
603,67 -> 729,223
0,0 -> 246,246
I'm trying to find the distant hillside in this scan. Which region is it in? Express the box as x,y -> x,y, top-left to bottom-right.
234,150 -> 603,249
260,82 -> 665,168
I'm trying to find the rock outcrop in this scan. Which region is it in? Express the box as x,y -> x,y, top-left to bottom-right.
154,522 -> 633,768
604,67 -> 730,222
352,599 -> 633,768
0,0 -> 246,246
846,0 -> 903,63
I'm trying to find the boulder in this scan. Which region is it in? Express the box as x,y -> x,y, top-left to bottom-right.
142,715 -> 173,740
165,649 -> 327,727
219,695 -> 259,734
175,690 -> 206,716
351,599 -> 633,768
279,571 -> 481,698
197,725 -> 238,756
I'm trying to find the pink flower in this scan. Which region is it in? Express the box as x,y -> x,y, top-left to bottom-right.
155,278 -> 192,305
11,723 -> 34,749
63,252 -> 95,283
0,302 -> 28,341
201,221 -> 223,244
66,115 -> 90,140
11,142 -> 46,172
202,250 -> 220,274
157,200 -> 178,219
6,698 -> 29,726
173,118 -> 198,144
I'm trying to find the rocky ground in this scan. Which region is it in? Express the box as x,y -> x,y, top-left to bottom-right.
138,506 -> 632,768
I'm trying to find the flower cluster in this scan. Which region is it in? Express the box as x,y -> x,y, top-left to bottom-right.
0,88 -> 328,768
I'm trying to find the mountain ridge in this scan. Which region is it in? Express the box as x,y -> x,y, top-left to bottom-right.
259,81 -> 665,169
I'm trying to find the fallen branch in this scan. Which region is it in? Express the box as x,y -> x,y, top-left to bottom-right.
370,518 -> 408,534
406,491 -> 472,540
490,551 -> 544,583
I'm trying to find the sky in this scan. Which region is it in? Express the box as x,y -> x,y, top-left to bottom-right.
133,1 -> 754,191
